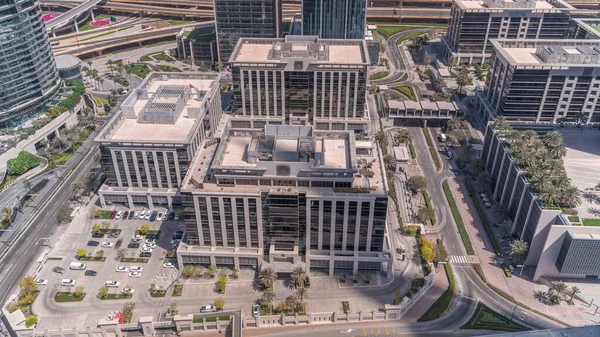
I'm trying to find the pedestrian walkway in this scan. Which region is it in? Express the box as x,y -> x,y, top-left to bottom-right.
449,255 -> 470,265
401,266 -> 449,322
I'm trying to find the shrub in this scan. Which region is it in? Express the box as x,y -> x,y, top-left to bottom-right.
442,180 -> 475,255
25,315 -> 38,328
7,151 -> 40,176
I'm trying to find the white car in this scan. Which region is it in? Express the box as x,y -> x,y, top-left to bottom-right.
162,214 -> 168,221
145,238 -> 157,244
163,262 -> 175,268
115,266 -> 128,273
101,242 -> 114,248
116,210 -> 123,219
121,288 -> 135,295
200,305 -> 217,313
61,279 -> 77,286
157,212 -> 163,220
105,280 -> 121,288
129,271 -> 142,278
133,212 -> 140,219
132,234 -> 143,241
130,266 -> 143,272
144,242 -> 156,249
140,246 -> 153,253
34,279 -> 48,285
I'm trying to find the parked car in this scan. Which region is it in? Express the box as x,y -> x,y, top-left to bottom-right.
128,211 -> 135,220
130,266 -> 143,272
116,211 -> 123,219
109,211 -> 117,219
162,213 -> 168,221
168,212 -> 175,221
163,262 -> 175,268
87,240 -> 99,246
149,212 -> 158,222
127,242 -> 140,249
129,271 -> 142,278
53,266 -> 66,274
115,266 -> 128,273
146,233 -> 158,240
122,211 -> 129,219
200,305 -> 217,313
139,252 -> 152,258
145,238 -> 157,245
140,246 -> 152,253
252,304 -> 260,317
91,232 -> 104,238
105,280 -> 121,288
84,270 -> 97,276
144,242 -> 156,249
134,212 -> 140,219
107,232 -> 119,238
61,279 -> 77,286
157,212 -> 163,220
34,279 -> 48,285
132,234 -> 143,241
101,242 -> 114,248
121,288 -> 135,295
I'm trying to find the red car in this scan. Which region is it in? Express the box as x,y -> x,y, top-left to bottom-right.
109,211 -> 117,219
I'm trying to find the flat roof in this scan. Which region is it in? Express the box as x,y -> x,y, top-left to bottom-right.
503,48 -> 541,64
106,76 -> 217,143
322,139 -> 347,169
394,146 -> 410,161
221,136 -> 253,167
456,0 -> 560,10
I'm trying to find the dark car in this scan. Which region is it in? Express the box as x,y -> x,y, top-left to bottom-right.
84,270 -> 97,276
91,232 -> 104,238
53,266 -> 65,274
87,240 -> 99,247
304,276 -> 311,288
146,232 -> 160,240
140,251 -> 152,258
107,232 -> 120,238
149,211 -> 158,222
168,212 -> 175,221
109,211 -> 117,219
123,211 -> 129,219
128,242 -> 140,249
128,211 -> 135,220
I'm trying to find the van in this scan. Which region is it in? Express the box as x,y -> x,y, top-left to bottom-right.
61,279 -> 77,286
438,133 -> 447,142
70,262 -> 87,270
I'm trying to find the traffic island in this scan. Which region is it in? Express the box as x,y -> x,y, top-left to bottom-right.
461,303 -> 530,332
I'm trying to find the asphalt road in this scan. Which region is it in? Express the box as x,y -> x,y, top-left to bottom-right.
0,133 -> 99,306
373,29 -> 431,86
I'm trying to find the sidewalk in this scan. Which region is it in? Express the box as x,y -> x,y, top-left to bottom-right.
401,266 -> 449,322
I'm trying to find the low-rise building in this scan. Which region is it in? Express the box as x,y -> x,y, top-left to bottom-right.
229,35 -> 371,133
177,125 -> 392,276
384,100 -> 460,125
475,39 -> 600,124
176,26 -> 218,66
95,72 -> 223,208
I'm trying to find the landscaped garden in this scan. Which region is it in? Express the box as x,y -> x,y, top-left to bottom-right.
392,85 -> 416,101
370,71 -> 389,80
461,303 -> 530,332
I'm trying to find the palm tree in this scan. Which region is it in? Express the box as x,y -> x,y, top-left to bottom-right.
72,181 -> 84,200
94,152 -> 102,166
259,267 -> 277,289
467,160 -> 485,177
493,116 -> 510,131
568,286 -> 581,303
394,128 -> 411,144
465,143 -> 477,160
533,290 -> 552,305
561,186 -> 581,208
446,117 -> 464,131
491,204 -> 510,222
540,186 -> 561,206
553,174 -> 571,190
260,289 -> 275,307
216,62 -> 224,72
290,266 -> 306,288
532,174 -> 553,193
544,159 -> 563,177
23,178 -> 33,193
550,281 -> 568,302
509,239 -> 528,265
383,154 -> 394,169
475,171 -> 493,191
2,207 -> 12,227
107,59 -> 115,78
294,287 -> 308,304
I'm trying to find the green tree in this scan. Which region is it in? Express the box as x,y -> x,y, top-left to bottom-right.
417,207 -> 435,223
375,131 -> 388,149
446,117 -> 464,131
475,171 -> 493,191
455,70 -> 472,94
550,281 -> 568,302
95,250 -> 105,259
92,223 -> 101,232
76,248 -> 88,259
294,287 -> 308,304
232,268 -> 239,280
260,289 -> 275,307
73,285 -> 85,297
214,296 -> 225,310
290,266 -> 306,288
19,276 -> 39,296
2,207 -> 12,227
568,286 -> 581,303
394,128 -> 411,144
183,265 -> 195,278
56,206 -> 73,224
509,240 -> 529,265
216,275 -> 228,293
259,267 -> 277,289
72,181 -> 84,200
491,204 -> 510,222
116,248 -> 127,261
207,264 -> 218,278
139,224 -> 150,235
99,286 -> 109,298
421,246 -> 435,262
407,175 -> 427,194
25,315 -> 38,328
383,154 -> 395,169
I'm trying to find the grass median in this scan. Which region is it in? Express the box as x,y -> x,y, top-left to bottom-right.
418,264 -> 455,321
422,128 -> 442,171
465,179 -> 503,257
462,303 -> 530,332
370,71 -> 389,80
442,180 -> 475,255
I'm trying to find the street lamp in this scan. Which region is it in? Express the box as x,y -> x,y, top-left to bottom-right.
516,264 -> 525,276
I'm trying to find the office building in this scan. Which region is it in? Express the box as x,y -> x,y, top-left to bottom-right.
442,0 -> 576,65
177,125 -> 393,276
482,124 -> 600,281
475,39 -> 600,123
0,0 -> 61,127
302,0 -> 367,39
213,0 -> 282,62
95,72 -> 223,208
176,26 -> 218,66
229,36 -> 371,133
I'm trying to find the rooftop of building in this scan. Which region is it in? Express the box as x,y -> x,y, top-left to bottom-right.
455,0 -> 573,10
182,125 -> 387,195
229,35 -> 369,65
491,39 -> 600,67
96,72 -> 220,144
180,25 -> 216,42
54,54 -> 81,69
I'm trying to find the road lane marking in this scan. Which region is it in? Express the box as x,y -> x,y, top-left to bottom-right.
377,326 -> 381,335
363,327 -> 367,336
392,326 -> 396,334
384,326 -> 389,334
370,327 -> 374,335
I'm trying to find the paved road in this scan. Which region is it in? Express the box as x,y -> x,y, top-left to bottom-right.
0,133 -> 100,306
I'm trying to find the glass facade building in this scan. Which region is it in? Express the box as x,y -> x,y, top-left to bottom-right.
302,0 -> 366,39
555,232 -> 600,276
0,0 -> 61,127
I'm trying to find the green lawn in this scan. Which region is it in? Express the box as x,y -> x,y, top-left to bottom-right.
442,180 -> 475,255
593,25 -> 600,33
465,179 -> 503,257
392,86 -> 416,101
422,128 -> 442,171
151,52 -> 174,61
376,25 -> 420,39
54,292 -> 85,302
78,14 -> 110,32
399,73 -> 408,82
397,31 -> 436,45
184,26 -> 215,42
150,290 -> 167,298
168,20 -> 190,25
155,65 -> 182,72
172,284 -> 183,296
79,256 -> 106,262
418,264 -> 455,321
100,294 -> 132,300
583,218 -> 600,226
93,96 -> 109,108
462,303 -> 530,332
370,71 -> 389,80
205,316 -> 230,322
121,258 -> 148,263
130,64 -> 151,78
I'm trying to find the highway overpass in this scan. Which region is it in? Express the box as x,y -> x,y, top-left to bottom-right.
43,0 -> 102,30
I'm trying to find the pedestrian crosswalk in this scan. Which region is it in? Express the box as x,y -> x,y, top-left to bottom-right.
362,326 -> 398,336
449,255 -> 470,265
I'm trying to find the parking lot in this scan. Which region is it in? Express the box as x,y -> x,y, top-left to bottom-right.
31,202 -> 185,329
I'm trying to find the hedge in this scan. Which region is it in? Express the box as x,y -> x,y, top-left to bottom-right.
409,142 -> 417,159
58,80 -> 85,112
465,179 -> 503,257
418,263 -> 455,321
442,180 -> 475,255
423,190 -> 436,225
422,128 -> 442,171
7,151 -> 41,176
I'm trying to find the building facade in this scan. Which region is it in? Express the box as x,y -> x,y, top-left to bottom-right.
442,0 -> 576,65
177,125 -> 392,276
302,0 -> 367,39
229,36 -> 371,133
213,0 -> 282,62
475,39 -> 600,123
176,26 -> 218,66
0,0 -> 61,127
95,72 -> 223,208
